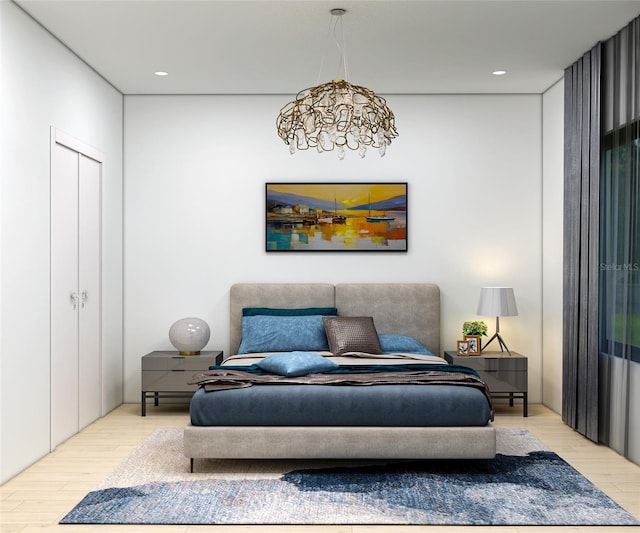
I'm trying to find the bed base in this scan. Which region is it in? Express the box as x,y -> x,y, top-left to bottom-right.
184,424 -> 496,472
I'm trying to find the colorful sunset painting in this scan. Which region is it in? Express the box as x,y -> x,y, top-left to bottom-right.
266,182 -> 407,252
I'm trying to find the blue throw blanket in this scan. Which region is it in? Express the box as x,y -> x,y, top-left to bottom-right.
189,364 -> 493,420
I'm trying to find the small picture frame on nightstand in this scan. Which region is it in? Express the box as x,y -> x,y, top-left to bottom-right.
457,340 -> 469,355
465,335 -> 481,355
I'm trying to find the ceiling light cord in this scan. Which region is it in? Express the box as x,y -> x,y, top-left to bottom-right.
334,11 -> 349,83
316,9 -> 349,86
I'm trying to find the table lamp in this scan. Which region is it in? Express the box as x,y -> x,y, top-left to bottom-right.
476,287 -> 518,355
169,317 -> 210,355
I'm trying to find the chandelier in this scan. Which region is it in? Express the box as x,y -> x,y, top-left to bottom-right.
276,9 -> 398,160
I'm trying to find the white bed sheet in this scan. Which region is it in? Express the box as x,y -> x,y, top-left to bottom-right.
222,351 -> 448,367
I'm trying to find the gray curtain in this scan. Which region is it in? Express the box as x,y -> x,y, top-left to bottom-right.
563,44 -> 601,442
598,15 -> 639,461
563,15 -> 640,460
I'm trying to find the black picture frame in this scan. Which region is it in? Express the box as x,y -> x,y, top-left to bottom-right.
265,182 -> 408,252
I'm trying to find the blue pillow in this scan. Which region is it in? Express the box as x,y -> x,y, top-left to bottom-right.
257,351 -> 339,377
242,307 -> 337,317
378,334 -> 433,355
238,315 -> 330,354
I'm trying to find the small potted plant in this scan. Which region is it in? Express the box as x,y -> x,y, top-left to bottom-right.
462,320 -> 488,352
462,320 -> 488,337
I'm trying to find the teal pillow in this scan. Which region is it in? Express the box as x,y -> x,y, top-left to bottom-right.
242,307 -> 337,317
238,315 -> 330,354
257,351 -> 338,377
378,334 -> 433,355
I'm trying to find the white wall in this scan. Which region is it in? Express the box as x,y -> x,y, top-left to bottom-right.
124,93 -> 543,404
0,2 -> 123,483
542,79 -> 565,413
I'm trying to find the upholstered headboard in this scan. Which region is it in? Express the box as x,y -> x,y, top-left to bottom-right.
335,284 -> 440,355
229,283 -> 440,356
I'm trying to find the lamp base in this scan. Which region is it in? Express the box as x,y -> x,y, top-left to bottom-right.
481,332 -> 512,355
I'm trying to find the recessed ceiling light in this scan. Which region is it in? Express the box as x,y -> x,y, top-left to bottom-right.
155,71 -> 169,77
493,70 -> 507,76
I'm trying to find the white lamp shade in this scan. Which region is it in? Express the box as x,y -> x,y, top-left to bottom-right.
476,287 -> 518,317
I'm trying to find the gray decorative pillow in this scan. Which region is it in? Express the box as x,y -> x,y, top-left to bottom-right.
322,316 -> 383,355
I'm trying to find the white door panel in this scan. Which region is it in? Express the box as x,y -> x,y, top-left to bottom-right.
78,154 -> 101,430
50,128 -> 103,448
50,141 -> 80,449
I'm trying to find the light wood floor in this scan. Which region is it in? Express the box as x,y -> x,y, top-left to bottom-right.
1,402 -> 639,533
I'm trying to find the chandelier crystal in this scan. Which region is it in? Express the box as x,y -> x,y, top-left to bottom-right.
276,9 -> 398,159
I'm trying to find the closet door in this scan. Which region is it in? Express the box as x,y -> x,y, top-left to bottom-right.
51,141 -> 80,449
78,154 -> 101,430
50,129 -> 103,449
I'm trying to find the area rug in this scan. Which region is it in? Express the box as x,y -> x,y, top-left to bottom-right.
61,427 -> 639,526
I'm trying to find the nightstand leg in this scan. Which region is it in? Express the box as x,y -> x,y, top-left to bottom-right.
523,392 -> 528,417
141,392 -> 146,417
154,392 -> 159,406
509,392 -> 514,406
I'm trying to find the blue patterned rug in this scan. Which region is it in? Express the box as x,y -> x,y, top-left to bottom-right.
60,427 -> 639,525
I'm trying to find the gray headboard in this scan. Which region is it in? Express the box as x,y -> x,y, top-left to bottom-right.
229,283 -> 440,356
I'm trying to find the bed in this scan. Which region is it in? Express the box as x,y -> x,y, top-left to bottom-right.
183,283 -> 496,471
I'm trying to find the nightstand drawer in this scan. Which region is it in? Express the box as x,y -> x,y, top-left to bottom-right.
142,356 -> 217,371
141,350 -> 222,371
450,355 -> 527,373
480,371 -> 527,393
142,370 -> 198,392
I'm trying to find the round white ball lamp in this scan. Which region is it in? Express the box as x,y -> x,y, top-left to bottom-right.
169,317 -> 210,355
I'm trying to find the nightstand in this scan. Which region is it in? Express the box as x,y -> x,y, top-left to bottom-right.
443,350 -> 528,416
141,350 -> 223,416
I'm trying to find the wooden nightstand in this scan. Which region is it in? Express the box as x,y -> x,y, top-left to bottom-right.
443,350 -> 528,416
141,350 -> 223,416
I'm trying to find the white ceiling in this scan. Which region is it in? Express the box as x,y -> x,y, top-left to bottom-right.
13,0 -> 640,95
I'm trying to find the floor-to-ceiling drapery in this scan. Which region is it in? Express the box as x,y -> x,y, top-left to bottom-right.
564,15 -> 639,462
599,15 -> 639,462
563,44 -> 601,443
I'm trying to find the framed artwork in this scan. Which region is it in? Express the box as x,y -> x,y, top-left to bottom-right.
457,340 -> 469,356
266,182 -> 408,252
465,335 -> 481,355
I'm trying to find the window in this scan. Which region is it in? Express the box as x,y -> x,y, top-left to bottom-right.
599,119 -> 640,363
